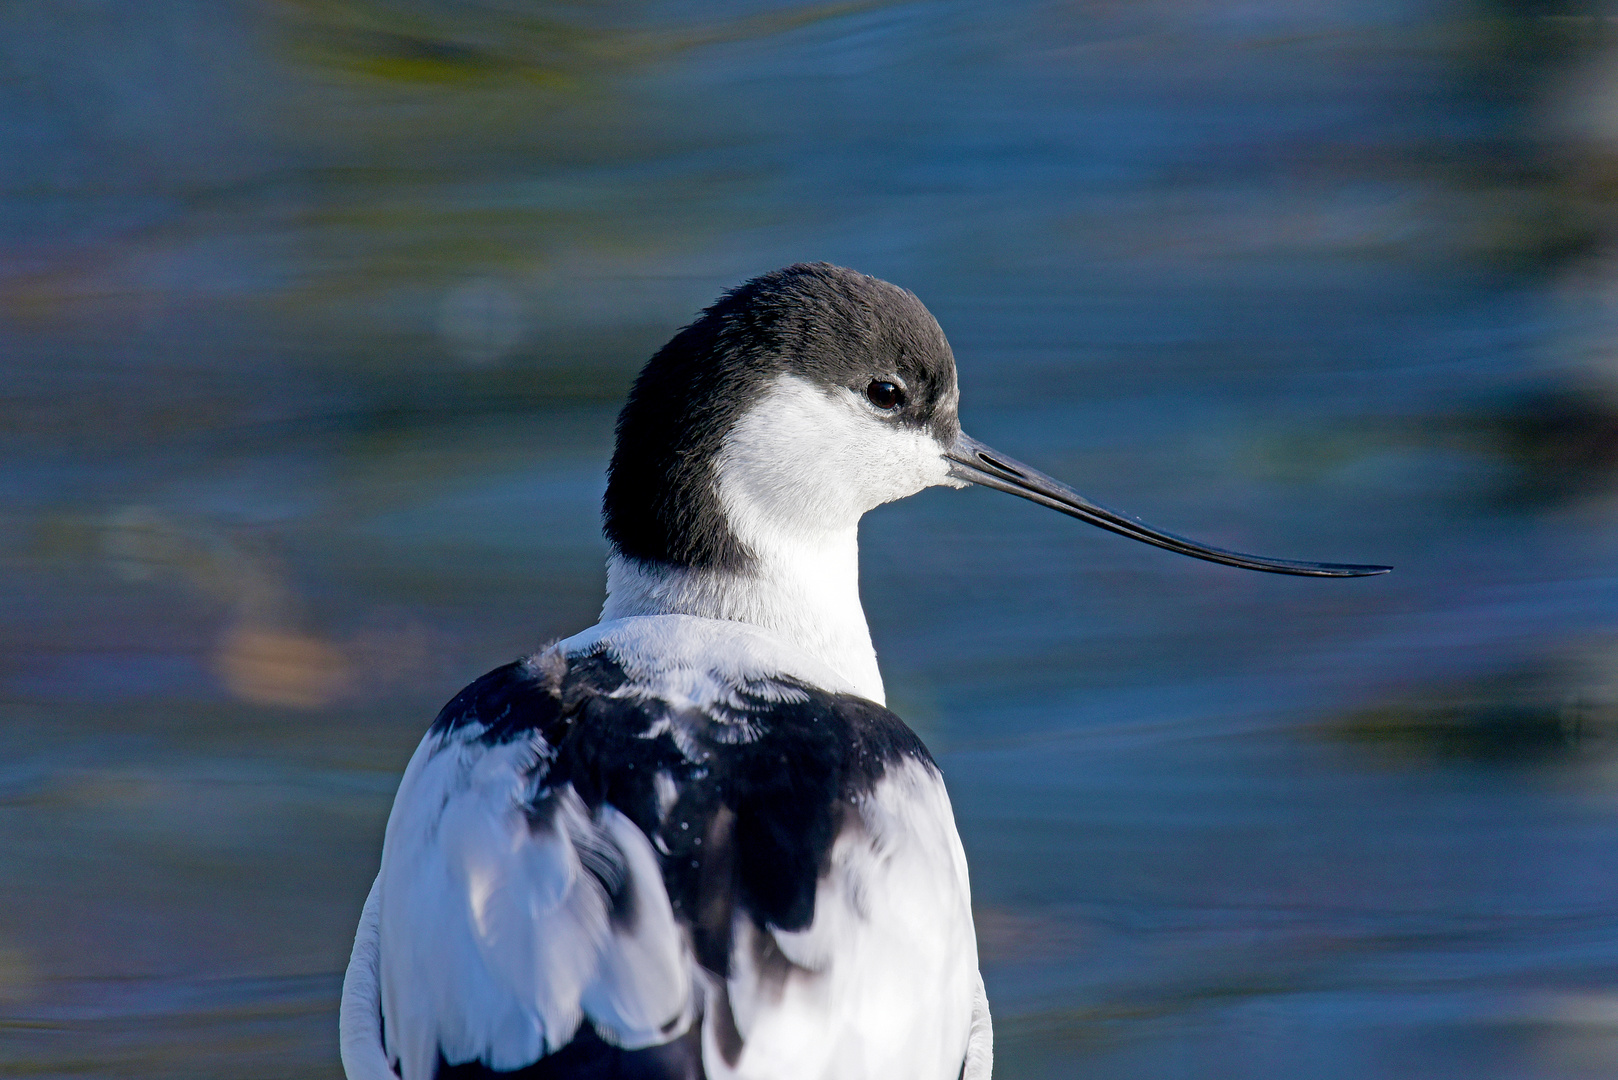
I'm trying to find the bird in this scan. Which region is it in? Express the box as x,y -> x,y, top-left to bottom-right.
337,262 -> 1388,1080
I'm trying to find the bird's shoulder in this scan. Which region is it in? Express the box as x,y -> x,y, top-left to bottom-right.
425,626 -> 935,796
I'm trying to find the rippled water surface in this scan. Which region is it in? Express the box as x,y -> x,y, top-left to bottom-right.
7,1 -> 1618,1076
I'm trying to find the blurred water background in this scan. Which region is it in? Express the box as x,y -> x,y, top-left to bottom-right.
7,0 -> 1618,1076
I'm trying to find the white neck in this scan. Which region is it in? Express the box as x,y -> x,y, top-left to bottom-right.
599,373 -> 964,706
600,537 -> 884,704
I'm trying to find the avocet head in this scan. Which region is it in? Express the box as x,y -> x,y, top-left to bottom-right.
604,262 -> 1389,579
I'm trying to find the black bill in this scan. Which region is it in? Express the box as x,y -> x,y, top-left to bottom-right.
946,433 -> 1390,578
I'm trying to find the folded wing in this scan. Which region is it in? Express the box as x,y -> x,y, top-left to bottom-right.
376,663 -> 698,1080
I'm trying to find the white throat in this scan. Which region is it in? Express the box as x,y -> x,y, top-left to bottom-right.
601,374 -> 959,705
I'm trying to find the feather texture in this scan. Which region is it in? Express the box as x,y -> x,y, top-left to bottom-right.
348,616 -> 984,1080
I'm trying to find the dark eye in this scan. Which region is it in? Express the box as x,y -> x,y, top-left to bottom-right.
866,380 -> 904,411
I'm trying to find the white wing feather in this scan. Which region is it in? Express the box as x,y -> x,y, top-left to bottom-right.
339,875 -> 395,1080
712,759 -> 981,1080
376,733 -> 696,1080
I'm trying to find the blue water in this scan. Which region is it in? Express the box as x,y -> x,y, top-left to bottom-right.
5,1 -> 1618,1076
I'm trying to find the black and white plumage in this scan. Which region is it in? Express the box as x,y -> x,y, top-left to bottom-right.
340,264 -> 1387,1080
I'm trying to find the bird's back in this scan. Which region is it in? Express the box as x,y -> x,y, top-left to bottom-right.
345,616 -> 986,1080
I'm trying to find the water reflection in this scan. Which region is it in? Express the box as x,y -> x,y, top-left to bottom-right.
5,0 -> 1618,1077
1329,640 -> 1618,763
